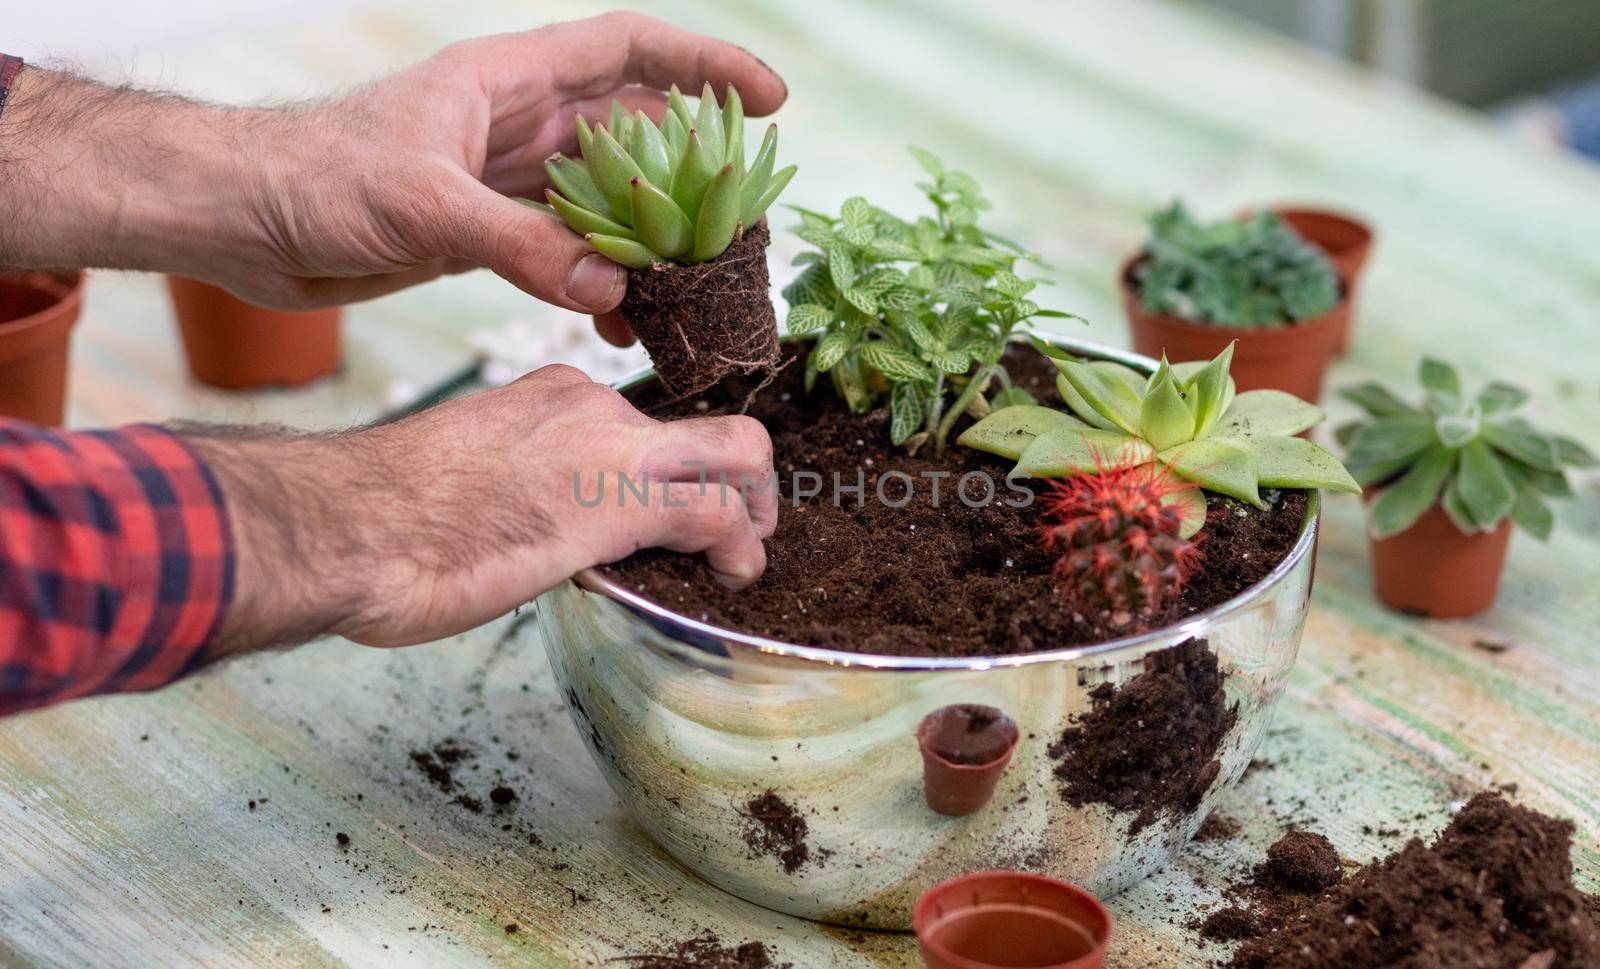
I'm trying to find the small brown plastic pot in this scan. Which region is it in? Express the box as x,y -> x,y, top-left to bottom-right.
917,705 -> 1020,817
914,871 -> 1112,969
1368,502 -> 1513,619
1275,207 -> 1373,354
1120,255 -> 1343,403
0,270 -> 86,427
168,276 -> 341,390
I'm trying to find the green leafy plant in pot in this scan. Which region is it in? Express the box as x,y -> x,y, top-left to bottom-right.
542,86 -> 796,396
961,341 -> 1359,632
1339,359 -> 1593,618
1122,201 -> 1346,402
782,147 -> 1075,457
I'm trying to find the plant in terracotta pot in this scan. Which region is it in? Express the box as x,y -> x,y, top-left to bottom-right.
541,86 -> 796,396
1273,205 -> 1373,354
167,277 -> 342,390
783,147 -> 1075,456
1338,359 -> 1594,618
1121,201 -> 1345,402
0,270 -> 85,426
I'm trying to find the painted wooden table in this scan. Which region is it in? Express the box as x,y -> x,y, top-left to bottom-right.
3,0 -> 1597,965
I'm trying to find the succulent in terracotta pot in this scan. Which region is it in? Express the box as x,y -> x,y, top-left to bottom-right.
1121,201 -> 1346,402
542,86 -> 796,396
960,342 -> 1360,543
1339,359 -> 1594,618
1272,205 -> 1373,353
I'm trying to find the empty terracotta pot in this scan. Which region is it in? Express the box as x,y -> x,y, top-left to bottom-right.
0,270 -> 85,427
914,871 -> 1112,969
1369,503 -> 1513,619
168,276 -> 341,390
918,705 -> 1020,817
1120,255 -> 1344,403
1275,207 -> 1373,354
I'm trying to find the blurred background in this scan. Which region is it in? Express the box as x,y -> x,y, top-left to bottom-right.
12,0 -> 1600,161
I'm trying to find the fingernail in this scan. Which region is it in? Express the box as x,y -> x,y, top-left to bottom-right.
566,254 -> 625,308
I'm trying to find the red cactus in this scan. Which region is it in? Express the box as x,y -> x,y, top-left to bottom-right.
1040,466 -> 1202,630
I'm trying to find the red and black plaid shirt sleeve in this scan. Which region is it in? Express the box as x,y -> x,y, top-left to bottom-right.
0,420 -> 234,716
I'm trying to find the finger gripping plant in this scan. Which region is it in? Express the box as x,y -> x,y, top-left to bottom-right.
1339,358 -> 1595,538
542,86 -> 798,396
1042,467 -> 1202,630
960,342 -> 1361,535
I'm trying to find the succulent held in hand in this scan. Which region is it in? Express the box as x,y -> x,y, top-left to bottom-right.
1338,359 -> 1594,539
960,342 -> 1360,534
543,85 -> 797,268
1137,201 -> 1340,327
1042,466 -> 1202,631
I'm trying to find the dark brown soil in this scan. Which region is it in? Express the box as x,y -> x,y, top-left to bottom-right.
740,789 -> 812,874
1196,829 -> 1344,943
614,930 -> 792,969
1048,639 -> 1236,834
408,741 -> 472,793
607,344 -> 1308,658
1208,793 -> 1600,968
622,222 -> 780,397
1195,813 -> 1242,843
919,704 -> 1018,765
1260,830 -> 1343,893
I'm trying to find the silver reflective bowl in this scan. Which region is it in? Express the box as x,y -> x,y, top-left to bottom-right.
536,335 -> 1316,929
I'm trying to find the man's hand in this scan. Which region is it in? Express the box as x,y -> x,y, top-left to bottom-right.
182,364 -> 776,651
0,13 -> 785,330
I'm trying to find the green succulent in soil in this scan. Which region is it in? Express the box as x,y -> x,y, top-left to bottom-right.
1338,359 -> 1594,539
782,147 -> 1078,456
1136,201 -> 1340,327
542,85 -> 796,267
960,342 -> 1360,536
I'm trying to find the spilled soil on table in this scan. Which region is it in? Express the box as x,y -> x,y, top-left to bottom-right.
616,930 -> 792,969
1049,638 -> 1237,834
1199,792 -> 1600,968
609,343 -> 1307,658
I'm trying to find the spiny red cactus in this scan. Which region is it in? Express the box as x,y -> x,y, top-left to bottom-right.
1040,466 -> 1202,630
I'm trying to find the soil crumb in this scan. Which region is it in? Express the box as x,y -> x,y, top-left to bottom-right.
1048,639 -> 1236,834
408,741 -> 473,794
740,790 -> 812,874
489,785 -> 518,805
614,930 -> 792,969
1261,830 -> 1342,893
1208,793 -> 1600,968
608,344 -> 1306,658
1195,813 -> 1241,843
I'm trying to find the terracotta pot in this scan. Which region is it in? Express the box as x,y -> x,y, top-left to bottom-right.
1275,207 -> 1373,354
914,871 -> 1112,969
168,277 -> 341,390
1368,502 -> 1513,619
1120,255 -> 1343,403
0,270 -> 86,427
917,705 -> 1020,817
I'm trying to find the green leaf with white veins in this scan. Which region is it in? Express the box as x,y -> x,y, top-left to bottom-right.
1213,390 -> 1324,439
1139,359 -> 1196,451
1236,435 -> 1361,493
1454,439 -> 1516,529
1015,428 -> 1156,478
1157,438 -> 1261,506
786,303 -> 831,336
1053,358 -> 1143,434
958,406 -> 1087,461
859,342 -> 929,382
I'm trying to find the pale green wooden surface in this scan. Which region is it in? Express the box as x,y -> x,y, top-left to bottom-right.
3,0 -> 1599,966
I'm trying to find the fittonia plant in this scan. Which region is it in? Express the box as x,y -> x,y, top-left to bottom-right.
542,85 -> 796,267
782,148 -> 1076,456
1338,359 -> 1594,539
960,343 -> 1360,535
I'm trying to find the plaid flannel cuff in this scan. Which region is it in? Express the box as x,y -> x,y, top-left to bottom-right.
0,422 -> 234,713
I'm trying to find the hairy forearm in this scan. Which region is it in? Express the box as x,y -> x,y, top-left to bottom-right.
0,65 -> 289,274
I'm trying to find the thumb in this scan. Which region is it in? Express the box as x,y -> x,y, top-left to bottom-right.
438,173 -> 628,313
